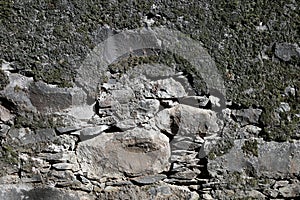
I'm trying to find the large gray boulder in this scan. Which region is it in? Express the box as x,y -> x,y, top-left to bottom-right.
76,127 -> 170,178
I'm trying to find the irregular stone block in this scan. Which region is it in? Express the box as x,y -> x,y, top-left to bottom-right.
8,128 -> 56,145
76,128 -> 170,179
99,184 -> 193,200
29,81 -> 86,112
207,139 -> 300,179
152,77 -> 187,98
0,184 -> 88,200
155,104 -> 220,137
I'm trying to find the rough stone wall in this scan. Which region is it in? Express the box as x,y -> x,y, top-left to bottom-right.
0,0 -> 299,199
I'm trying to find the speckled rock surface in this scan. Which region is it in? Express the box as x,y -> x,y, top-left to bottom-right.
0,0 -> 299,199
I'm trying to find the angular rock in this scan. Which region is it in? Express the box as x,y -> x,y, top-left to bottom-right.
77,128 -> 170,178
98,184 -> 193,200
38,152 -> 77,163
284,86 -> 296,97
79,125 -> 110,141
179,96 -> 209,107
155,104 -> 220,137
169,168 -> 199,180
29,81 -> 86,112
67,104 -> 95,120
278,102 -> 290,112
207,139 -> 300,179
152,77 -> 187,98
0,123 -> 10,137
0,74 -> 36,112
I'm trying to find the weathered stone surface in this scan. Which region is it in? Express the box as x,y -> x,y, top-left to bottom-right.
0,123 -> 10,137
99,184 -> 194,200
77,128 -> 170,178
207,139 -> 300,178
38,152 -> 77,163
0,1 -> 299,199
152,77 -> 187,98
8,128 -> 56,145
155,104 -> 220,137
67,104 -> 95,120
278,183 -> 300,198
29,81 -> 86,112
0,184 -> 91,200
79,125 -> 110,141
0,74 -> 36,112
52,163 -> 79,171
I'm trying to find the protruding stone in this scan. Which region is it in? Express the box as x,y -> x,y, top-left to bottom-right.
155,104 -> 220,137
152,78 -> 187,98
77,128 -> 170,178
79,125 -> 110,141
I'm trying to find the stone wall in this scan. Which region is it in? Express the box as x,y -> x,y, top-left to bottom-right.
0,0 -> 299,199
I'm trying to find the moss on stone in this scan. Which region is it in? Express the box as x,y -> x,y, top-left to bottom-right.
1,0 -> 299,141
14,112 -> 63,130
108,50 -> 207,94
242,139 -> 258,157
0,69 -> 9,90
208,138 -> 234,160
0,144 -> 18,164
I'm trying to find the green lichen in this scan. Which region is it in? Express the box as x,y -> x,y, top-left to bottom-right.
242,139 -> 258,157
14,112 -> 63,130
0,69 -> 9,90
108,50 -> 207,94
0,145 -> 18,164
208,138 -> 234,160
1,0 -> 299,142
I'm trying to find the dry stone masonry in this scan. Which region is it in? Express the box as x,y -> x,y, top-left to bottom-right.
1,57 -> 299,199
1,1 -> 300,199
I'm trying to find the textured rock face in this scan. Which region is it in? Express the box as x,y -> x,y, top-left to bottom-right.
207,139 -> 300,178
156,104 -> 220,137
1,0 -> 299,199
0,184 -> 90,200
77,128 -> 170,178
